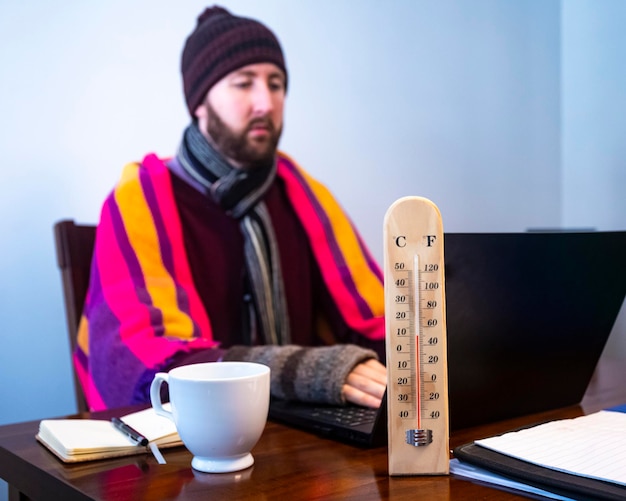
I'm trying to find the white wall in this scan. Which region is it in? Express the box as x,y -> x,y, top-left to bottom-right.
562,0 -> 626,231
0,3 -> 624,496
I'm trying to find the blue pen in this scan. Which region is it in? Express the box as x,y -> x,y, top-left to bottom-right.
111,417 -> 149,446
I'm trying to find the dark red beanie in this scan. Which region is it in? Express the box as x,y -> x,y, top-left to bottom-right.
181,6 -> 288,116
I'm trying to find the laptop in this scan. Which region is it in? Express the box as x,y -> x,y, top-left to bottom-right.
444,231 -> 626,430
269,231 -> 626,444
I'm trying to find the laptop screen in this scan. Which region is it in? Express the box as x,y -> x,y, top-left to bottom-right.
444,231 -> 626,430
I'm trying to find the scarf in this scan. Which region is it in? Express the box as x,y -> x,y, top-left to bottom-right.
177,123 -> 290,345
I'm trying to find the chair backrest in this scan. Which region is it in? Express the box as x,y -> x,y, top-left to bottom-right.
54,219 -> 96,413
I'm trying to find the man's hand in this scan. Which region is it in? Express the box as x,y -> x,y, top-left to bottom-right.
343,358 -> 387,408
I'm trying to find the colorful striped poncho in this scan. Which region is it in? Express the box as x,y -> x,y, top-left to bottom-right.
75,152 -> 384,410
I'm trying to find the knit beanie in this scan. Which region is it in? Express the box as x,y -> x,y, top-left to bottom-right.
181,6 -> 288,116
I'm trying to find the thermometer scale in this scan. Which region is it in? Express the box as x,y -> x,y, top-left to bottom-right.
384,196 -> 449,475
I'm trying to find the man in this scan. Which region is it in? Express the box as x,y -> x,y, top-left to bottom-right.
75,6 -> 386,411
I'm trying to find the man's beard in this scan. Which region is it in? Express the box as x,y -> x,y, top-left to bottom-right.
204,103 -> 282,169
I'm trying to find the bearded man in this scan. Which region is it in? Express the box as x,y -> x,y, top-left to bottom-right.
75,6 -> 386,411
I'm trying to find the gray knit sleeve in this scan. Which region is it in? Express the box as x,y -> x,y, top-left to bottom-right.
222,344 -> 378,405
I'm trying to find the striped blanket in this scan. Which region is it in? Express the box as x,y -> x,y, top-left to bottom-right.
75,152 -> 384,410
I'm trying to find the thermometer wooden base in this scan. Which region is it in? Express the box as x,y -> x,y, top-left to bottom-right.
384,197 -> 450,476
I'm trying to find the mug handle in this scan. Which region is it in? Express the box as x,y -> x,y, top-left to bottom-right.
150,372 -> 173,420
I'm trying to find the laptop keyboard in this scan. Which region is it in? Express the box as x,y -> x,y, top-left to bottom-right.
309,406 -> 378,427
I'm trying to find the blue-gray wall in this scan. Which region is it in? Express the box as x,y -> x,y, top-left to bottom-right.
1,1 -> 625,497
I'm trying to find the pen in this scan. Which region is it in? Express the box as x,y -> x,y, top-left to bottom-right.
111,417 -> 149,446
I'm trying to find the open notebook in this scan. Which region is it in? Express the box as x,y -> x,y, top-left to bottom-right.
269,231 -> 626,445
36,406 -> 182,462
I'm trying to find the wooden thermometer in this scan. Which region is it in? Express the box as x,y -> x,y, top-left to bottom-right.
384,196 -> 450,476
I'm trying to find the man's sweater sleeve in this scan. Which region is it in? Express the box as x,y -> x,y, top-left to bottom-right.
222,344 -> 378,405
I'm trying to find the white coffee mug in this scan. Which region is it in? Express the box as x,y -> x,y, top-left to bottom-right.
150,361 -> 270,473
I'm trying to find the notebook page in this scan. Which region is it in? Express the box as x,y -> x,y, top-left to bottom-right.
475,411 -> 626,486
120,405 -> 178,443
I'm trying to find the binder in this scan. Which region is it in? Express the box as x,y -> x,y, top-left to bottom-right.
453,442 -> 626,501
454,408 -> 626,501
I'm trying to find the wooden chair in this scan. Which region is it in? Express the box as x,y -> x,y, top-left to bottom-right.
53,219 -> 96,413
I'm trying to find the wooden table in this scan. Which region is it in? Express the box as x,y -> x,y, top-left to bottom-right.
2,357 -> 625,501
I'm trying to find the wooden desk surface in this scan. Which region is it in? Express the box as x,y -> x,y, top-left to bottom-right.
1,357 -> 625,501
